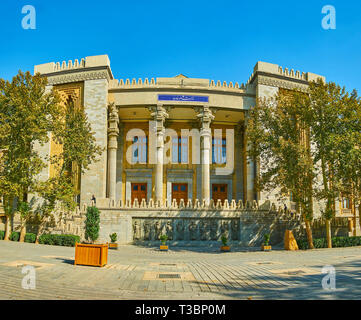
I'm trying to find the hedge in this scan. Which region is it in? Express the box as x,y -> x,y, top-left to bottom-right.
38,234 -> 80,247
297,236 -> 361,250
10,232 -> 20,241
0,231 -> 36,243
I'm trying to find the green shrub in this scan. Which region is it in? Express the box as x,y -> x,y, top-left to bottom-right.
85,206 -> 100,243
159,234 -> 168,245
264,233 -> 271,246
0,231 -> 35,242
297,236 -> 361,250
38,234 -> 80,247
221,235 -> 228,246
10,231 -> 20,241
109,233 -> 117,243
24,233 -> 36,243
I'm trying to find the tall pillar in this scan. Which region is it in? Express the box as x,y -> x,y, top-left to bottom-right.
197,106 -> 214,205
150,104 -> 169,204
107,103 -> 119,200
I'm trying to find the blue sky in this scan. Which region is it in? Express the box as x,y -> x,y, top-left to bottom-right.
0,0 -> 361,92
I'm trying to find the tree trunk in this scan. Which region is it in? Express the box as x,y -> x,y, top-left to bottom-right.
304,217 -> 314,249
19,222 -> 26,242
35,221 -> 44,244
4,216 -> 11,241
325,218 -> 332,248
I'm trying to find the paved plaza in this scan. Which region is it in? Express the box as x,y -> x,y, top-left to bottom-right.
0,240 -> 361,300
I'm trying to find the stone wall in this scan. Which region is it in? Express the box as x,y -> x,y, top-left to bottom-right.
1,197 -> 356,247
95,198 -> 302,246
80,79 -> 109,204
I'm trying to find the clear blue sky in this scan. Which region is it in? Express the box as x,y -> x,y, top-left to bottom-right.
1,0 -> 361,92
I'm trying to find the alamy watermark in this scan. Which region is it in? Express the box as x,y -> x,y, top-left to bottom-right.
21,265 -> 36,290
21,5 -> 36,30
322,5 -> 336,30
321,265 -> 336,290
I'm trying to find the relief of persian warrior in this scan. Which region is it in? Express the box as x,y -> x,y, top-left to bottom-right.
154,221 -> 162,240
210,220 -> 218,240
199,220 -> 209,241
143,221 -> 151,240
133,221 -> 141,240
189,220 -> 197,241
176,221 -> 184,240
166,221 -> 173,240
231,220 -> 240,241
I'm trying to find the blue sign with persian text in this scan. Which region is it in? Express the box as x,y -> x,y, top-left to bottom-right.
158,94 -> 209,102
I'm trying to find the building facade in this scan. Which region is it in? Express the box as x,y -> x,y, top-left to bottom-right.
26,55 -> 358,244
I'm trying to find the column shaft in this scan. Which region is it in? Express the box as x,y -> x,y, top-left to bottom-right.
107,103 -> 119,200
201,129 -> 211,203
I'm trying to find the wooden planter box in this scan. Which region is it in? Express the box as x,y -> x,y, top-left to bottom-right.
261,245 -> 272,251
109,243 -> 118,250
221,246 -> 230,252
160,245 -> 168,251
74,243 -> 108,267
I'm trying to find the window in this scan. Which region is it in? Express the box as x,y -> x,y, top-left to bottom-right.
132,136 -> 147,163
172,136 -> 188,164
342,198 -> 351,209
212,138 -> 226,164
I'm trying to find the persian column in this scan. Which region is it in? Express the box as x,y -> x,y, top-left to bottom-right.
150,104 -> 169,204
197,106 -> 214,205
107,103 -> 119,200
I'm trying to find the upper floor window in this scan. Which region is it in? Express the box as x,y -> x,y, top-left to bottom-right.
132,136 -> 147,163
172,137 -> 188,164
212,137 -> 226,164
342,197 -> 351,209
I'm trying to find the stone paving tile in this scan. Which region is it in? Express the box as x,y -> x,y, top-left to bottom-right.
1,240 -> 361,299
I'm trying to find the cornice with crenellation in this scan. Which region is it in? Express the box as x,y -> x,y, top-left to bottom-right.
256,75 -> 309,92
45,70 -> 111,85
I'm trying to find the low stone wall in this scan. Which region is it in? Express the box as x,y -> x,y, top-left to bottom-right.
96,202 -> 302,246
2,198 -> 356,247
311,217 -> 352,238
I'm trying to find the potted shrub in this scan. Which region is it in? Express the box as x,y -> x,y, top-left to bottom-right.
159,234 -> 168,251
74,206 -> 108,267
261,233 -> 272,251
108,233 -> 118,250
220,235 -> 230,252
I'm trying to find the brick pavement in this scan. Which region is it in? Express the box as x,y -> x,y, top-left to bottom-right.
0,240 -> 361,299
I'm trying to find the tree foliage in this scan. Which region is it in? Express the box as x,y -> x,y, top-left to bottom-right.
0,70 -> 103,241
247,78 -> 361,249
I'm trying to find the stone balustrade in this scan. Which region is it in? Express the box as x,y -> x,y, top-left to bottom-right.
93,197 -> 295,214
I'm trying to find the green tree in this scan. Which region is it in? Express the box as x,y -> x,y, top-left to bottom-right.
247,91 -> 316,249
0,70 -> 62,240
85,206 -> 100,243
306,80 -> 349,248
34,99 -> 103,241
332,89 -> 361,234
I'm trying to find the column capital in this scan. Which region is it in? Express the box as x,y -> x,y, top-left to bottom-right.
148,104 -> 169,124
108,103 -> 119,147
195,106 -> 215,130
108,102 -> 119,123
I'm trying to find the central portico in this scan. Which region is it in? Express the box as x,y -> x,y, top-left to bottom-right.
106,77 -> 252,208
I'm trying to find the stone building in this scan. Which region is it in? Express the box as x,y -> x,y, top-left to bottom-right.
21,54 -> 357,245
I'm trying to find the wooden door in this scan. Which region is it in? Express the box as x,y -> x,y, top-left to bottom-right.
172,183 -> 188,205
212,184 -> 228,204
131,183 -> 147,203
